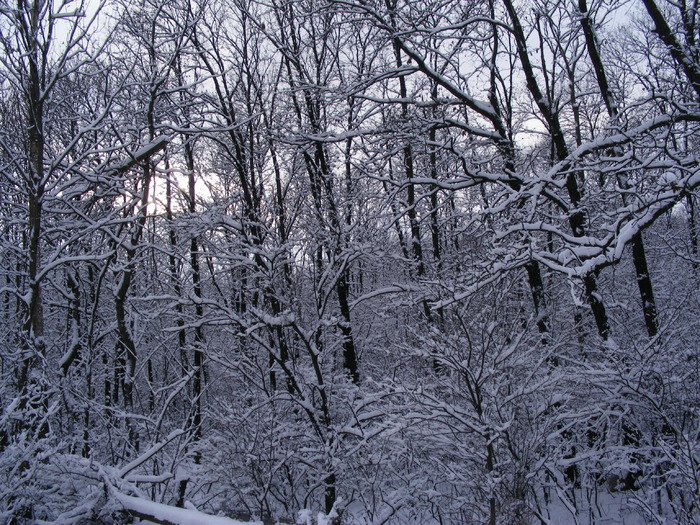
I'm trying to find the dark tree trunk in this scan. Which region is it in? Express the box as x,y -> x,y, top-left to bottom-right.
504,0 -> 610,339
631,233 -> 659,337
580,0 -> 659,338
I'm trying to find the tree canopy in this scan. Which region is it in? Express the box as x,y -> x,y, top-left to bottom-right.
1,0 -> 700,523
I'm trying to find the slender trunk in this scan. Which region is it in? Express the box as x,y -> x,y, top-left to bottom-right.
324,472 -> 337,515
631,233 -> 658,337
271,8 -> 354,508
579,0 -> 659,337
115,264 -> 137,410
280,43 -> 359,384
342,99 -> 360,385
337,271 -> 359,384
165,169 -> 188,374
488,1 -> 550,339
60,270 -> 82,375
171,49 -> 205,464
393,40 -> 425,278
111,139 -> 164,452
504,0 -> 610,339
486,438 -> 497,525
391,35 -> 439,373
526,263 -> 549,337
192,31 -> 302,393
428,84 -> 441,265
185,138 -> 204,459
18,0 -> 46,396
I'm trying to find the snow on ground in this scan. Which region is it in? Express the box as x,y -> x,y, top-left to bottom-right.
538,490 -> 650,525
116,492 -> 262,525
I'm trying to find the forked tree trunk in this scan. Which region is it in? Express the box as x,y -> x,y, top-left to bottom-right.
504,0 -> 611,340
579,0 -> 659,337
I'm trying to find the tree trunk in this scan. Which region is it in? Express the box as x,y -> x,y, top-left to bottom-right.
184,136 -> 204,459
504,0 -> 610,339
579,0 -> 659,338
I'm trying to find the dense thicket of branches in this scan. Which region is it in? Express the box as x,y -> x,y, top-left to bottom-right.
1,0 -> 700,523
